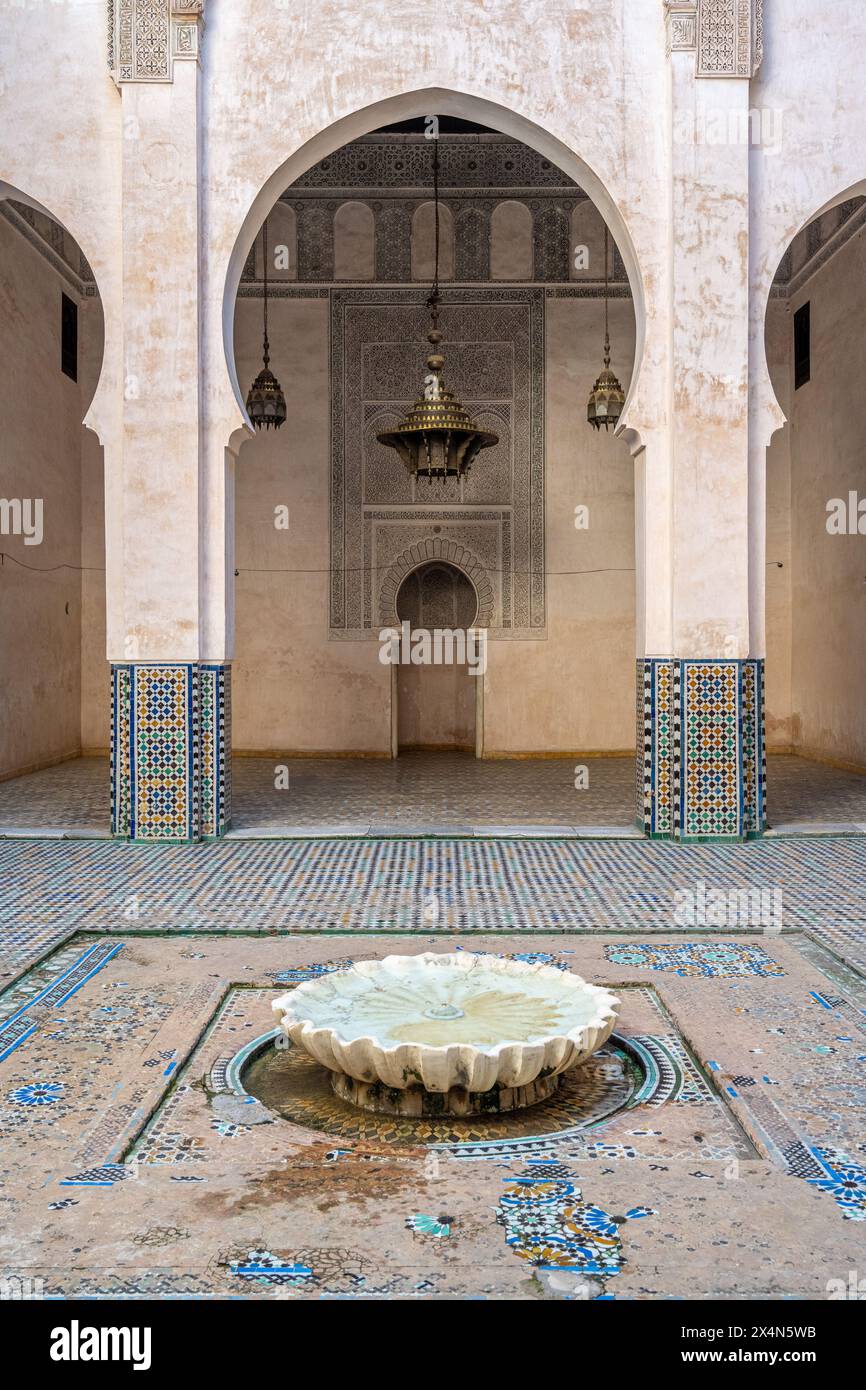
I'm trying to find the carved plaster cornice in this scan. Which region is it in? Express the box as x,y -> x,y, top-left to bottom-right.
665,2 -> 698,56
666,1 -> 763,77
110,0 -> 204,84
696,0 -> 763,77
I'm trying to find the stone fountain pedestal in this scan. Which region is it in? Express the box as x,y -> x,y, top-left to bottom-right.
330,1068 -> 563,1116
272,952 -> 620,1117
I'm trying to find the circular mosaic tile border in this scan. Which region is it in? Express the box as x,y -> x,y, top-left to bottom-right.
233,1029 -> 645,1156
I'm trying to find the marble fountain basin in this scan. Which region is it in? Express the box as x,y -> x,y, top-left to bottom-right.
271,953 -> 620,1115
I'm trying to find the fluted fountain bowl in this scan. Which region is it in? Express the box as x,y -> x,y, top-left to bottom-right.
271,953 -> 620,1116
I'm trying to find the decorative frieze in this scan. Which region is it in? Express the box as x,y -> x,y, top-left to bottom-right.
770,199 -> 866,299
240,196 -> 613,289
329,287 -> 545,640
293,136 -> 580,194
695,0 -> 763,78
111,0 -> 203,83
665,2 -> 698,55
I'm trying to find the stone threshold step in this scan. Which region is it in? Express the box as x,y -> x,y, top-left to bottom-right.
765,821 -> 866,836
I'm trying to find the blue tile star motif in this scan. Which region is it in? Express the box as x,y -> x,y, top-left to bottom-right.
807,1148 -> 866,1221
456,947 -> 568,970
510,951 -> 568,969
496,1160 -> 655,1282
9,1081 -> 64,1106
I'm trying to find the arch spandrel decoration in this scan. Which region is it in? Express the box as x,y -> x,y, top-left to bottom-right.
379,541 -> 495,630
110,1 -> 203,83
329,285 -> 544,640
221,90 -> 650,457
666,1 -> 764,76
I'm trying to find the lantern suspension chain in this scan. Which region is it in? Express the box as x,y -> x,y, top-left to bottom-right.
374,125 -> 498,477
585,220 -> 625,431
262,216 -> 270,369
428,135 -> 441,334
603,224 -> 610,369
244,209 -> 286,429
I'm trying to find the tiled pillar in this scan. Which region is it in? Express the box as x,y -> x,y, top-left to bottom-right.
638,658 -> 765,841
111,663 -> 231,841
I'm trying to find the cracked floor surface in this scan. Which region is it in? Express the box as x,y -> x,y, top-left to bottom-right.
0,928 -> 861,1295
0,842 -> 864,1299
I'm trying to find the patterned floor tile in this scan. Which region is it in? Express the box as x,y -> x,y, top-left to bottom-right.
0,834 -> 864,986
1,753 -> 865,833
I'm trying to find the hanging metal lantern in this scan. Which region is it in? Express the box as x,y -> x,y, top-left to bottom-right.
376,135 -> 498,482
376,296 -> 499,481
587,225 -> 625,432
246,216 -> 287,430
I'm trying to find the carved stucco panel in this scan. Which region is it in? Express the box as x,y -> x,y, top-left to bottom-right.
112,0 -> 203,81
695,0 -> 763,78
329,288 -> 544,639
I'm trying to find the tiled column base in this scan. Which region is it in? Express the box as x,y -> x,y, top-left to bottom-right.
637,658 -> 765,840
110,663 -> 231,841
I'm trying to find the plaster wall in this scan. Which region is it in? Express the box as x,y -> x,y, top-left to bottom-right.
80,407 -> 108,753
763,297 -> 792,749
204,1 -> 670,667
0,2 -> 121,656
233,297 -> 391,754
483,297 -> 635,754
785,230 -> 866,769
2,1 -> 865,722
231,294 -> 635,755
750,0 -> 866,656
0,219 -> 88,776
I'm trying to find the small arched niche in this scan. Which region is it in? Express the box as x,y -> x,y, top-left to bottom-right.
411,201 -> 454,281
266,201 -> 297,281
490,200 -> 533,280
396,560 -> 479,630
334,200 -> 374,280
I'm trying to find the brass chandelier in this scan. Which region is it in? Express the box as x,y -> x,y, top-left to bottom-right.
587,225 -> 625,432
377,136 -> 498,482
246,215 -> 287,430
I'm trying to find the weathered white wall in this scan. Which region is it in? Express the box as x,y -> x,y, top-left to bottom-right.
232,293 -> 635,754
750,0 -> 866,657
763,297 -> 793,750
0,0 -> 864,762
785,231 -> 866,769
233,297 -> 392,754
0,218 -> 106,775
0,2 -> 121,666
80,406 -> 108,751
205,2 -> 668,670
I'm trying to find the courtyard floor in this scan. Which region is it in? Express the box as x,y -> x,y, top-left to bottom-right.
1,751 -> 865,836
0,833 -> 864,1299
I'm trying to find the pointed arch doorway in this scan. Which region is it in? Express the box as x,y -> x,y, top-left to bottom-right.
392,561 -> 482,757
